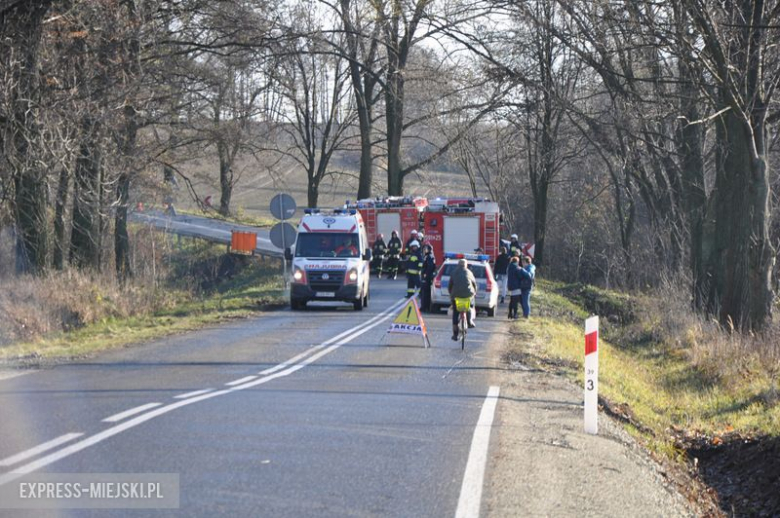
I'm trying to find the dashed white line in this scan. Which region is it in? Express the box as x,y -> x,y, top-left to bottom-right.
455,385 -> 501,518
102,403 -> 163,423
225,376 -> 257,386
0,433 -> 83,467
0,297 -> 408,487
173,389 -> 214,399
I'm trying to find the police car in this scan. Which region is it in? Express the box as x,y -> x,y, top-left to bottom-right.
430,252 -> 499,316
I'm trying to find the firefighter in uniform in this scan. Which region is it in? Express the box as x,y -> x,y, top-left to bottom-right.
386,230 -> 403,280
420,244 -> 437,312
404,229 -> 419,252
405,240 -> 423,298
371,234 -> 387,277
509,234 -> 522,257
401,229 -> 419,275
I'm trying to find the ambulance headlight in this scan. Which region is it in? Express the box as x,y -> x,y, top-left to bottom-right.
348,270 -> 358,282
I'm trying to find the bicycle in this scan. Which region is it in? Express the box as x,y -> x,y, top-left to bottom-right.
454,297 -> 472,351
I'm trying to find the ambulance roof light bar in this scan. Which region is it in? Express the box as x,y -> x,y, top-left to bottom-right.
444,252 -> 490,262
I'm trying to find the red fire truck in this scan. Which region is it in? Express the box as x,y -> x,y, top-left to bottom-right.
422,198 -> 501,261
349,197 -> 428,247
348,196 -> 502,261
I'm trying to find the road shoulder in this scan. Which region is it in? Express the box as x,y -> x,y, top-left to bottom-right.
483,322 -> 696,517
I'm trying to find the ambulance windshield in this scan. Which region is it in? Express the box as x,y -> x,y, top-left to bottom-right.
295,233 -> 360,258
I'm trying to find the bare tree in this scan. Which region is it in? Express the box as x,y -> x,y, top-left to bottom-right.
270,12 -> 358,207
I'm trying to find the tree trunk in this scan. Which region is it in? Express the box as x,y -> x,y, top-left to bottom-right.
218,140 -> 232,216
53,168 -> 70,270
116,0 -> 140,282
385,61 -> 405,196
307,179 -> 319,208
356,105 -> 373,199
703,109 -> 773,330
115,172 -> 131,281
533,181 -> 549,266
6,0 -> 53,273
70,118 -> 102,269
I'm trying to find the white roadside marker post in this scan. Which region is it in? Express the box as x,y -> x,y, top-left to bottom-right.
584,316 -> 599,435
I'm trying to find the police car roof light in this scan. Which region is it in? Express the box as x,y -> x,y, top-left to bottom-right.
444,252 -> 489,261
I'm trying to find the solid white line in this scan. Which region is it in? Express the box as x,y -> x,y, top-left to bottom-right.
173,388 -> 214,399
455,386 -> 501,518
0,298 -> 407,487
225,376 -> 257,386
101,403 -> 163,423
259,297 -> 408,376
0,370 -> 35,382
0,433 -> 83,467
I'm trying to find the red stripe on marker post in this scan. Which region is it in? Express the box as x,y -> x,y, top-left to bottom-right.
585,331 -> 598,356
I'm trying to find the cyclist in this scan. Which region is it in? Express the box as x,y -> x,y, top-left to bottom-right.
448,258 -> 477,341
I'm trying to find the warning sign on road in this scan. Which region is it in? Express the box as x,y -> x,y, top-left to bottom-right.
386,297 -> 431,348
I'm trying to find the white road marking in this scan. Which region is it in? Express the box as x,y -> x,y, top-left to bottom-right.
0,298 -> 408,486
173,389 -> 214,399
0,433 -> 83,468
259,299 -> 408,376
225,376 -> 257,386
0,370 -> 35,382
455,385 -> 501,518
442,359 -> 466,379
101,403 -> 163,423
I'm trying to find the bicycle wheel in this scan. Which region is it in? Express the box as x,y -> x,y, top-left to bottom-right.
460,313 -> 466,351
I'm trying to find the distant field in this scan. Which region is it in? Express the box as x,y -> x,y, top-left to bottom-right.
174,152 -> 487,219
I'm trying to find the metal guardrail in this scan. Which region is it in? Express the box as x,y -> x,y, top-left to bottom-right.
129,211 -> 284,259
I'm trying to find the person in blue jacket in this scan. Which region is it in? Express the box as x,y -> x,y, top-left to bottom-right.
506,256 -> 522,319
517,255 -> 536,318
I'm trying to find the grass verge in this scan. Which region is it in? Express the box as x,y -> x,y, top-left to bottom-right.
507,279 -> 779,444
504,279 -> 780,515
0,244 -> 284,364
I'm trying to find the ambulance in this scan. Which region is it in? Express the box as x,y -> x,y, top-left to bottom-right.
286,209 -> 371,310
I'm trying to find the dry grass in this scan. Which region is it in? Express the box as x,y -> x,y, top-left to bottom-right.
0,270 -> 178,345
0,226 -> 284,361
509,279 -> 780,441
635,280 -> 780,398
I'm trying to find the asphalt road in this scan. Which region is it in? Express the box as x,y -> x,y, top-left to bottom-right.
0,279 -> 505,517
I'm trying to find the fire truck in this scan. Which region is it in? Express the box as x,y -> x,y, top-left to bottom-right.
422,197 -> 501,261
348,197 -> 428,248
347,196 -> 502,261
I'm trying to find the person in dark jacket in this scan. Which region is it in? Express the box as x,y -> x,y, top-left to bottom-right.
420,244 -> 436,312
517,255 -> 536,318
386,230 -> 402,279
405,240 -> 422,298
506,257 -> 522,319
494,246 -> 510,304
371,234 -> 387,277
